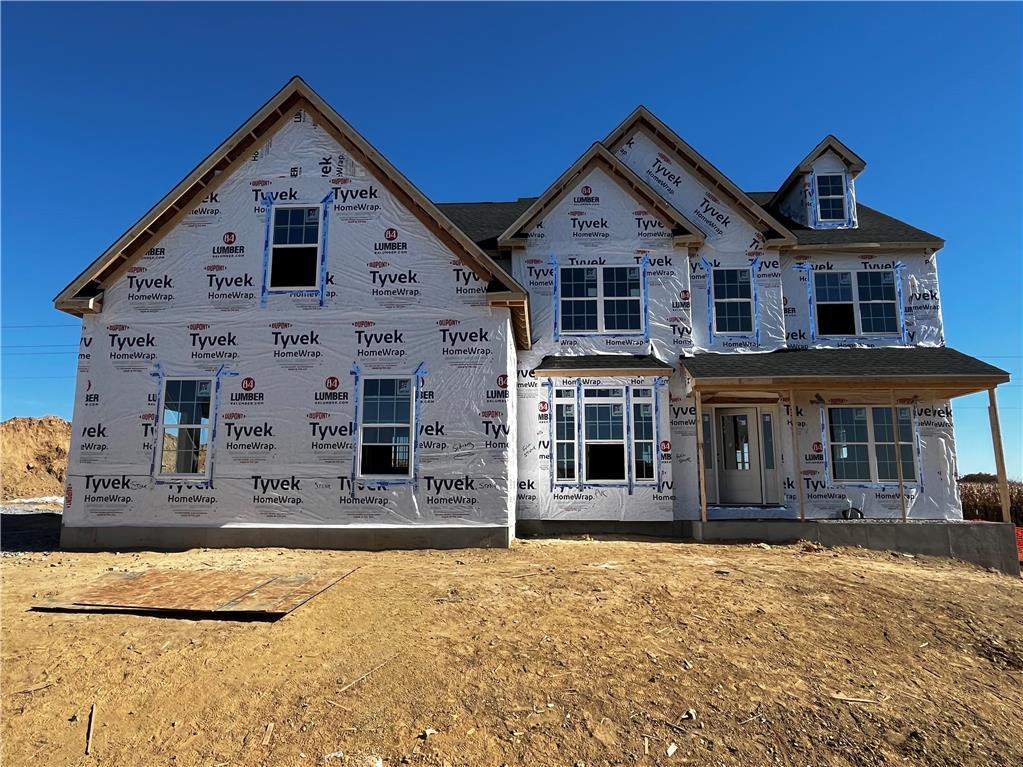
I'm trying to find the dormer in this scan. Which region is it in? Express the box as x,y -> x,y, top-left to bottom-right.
770,135 -> 866,230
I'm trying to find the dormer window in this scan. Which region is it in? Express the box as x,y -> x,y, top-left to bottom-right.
816,174 -> 847,221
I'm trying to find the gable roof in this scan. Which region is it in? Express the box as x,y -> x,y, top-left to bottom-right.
746,193 -> 943,249
496,143 -> 704,249
438,198 -> 536,253
770,134 -> 867,208
602,106 -> 797,245
54,76 -> 533,349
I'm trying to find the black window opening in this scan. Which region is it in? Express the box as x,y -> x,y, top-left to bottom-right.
816,174 -> 847,221
814,270 -> 899,336
269,206 -> 321,290
359,377 -> 413,477
159,378 -> 213,478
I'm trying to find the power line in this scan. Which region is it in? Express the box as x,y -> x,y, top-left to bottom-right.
0,323 -> 80,329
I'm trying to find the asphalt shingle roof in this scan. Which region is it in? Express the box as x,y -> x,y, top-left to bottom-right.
680,347 -> 1008,380
745,192 -> 942,246
438,194 -> 941,249
535,354 -> 674,373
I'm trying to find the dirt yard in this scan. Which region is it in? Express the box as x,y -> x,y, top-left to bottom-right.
2,536 -> 1021,767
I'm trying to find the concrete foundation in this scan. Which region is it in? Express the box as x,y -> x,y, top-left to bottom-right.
60,525 -> 512,552
689,520 -> 1020,576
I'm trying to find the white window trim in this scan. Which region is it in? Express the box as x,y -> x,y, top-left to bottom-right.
559,265 -> 645,336
554,389 -> 577,483
267,202 -> 324,292
815,173 -> 848,222
554,385 -> 657,486
826,405 -> 918,485
711,267 -> 755,336
356,374 -> 416,481
813,269 -> 900,337
156,375 -> 215,482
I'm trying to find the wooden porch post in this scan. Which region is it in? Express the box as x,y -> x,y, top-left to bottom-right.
890,390 -> 908,522
695,389 -> 708,524
987,387 -> 1011,524
789,389 -> 805,522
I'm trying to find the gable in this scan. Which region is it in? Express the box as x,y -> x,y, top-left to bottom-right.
603,108 -> 795,247
54,77 -> 531,348
497,143 -> 703,249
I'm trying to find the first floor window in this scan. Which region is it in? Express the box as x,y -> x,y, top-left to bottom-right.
828,406 -> 916,483
816,173 -> 847,221
269,205 -> 321,290
553,385 -> 657,484
712,268 -> 753,334
814,270 -> 899,336
359,377 -> 413,477
560,266 -> 643,334
159,378 -> 212,477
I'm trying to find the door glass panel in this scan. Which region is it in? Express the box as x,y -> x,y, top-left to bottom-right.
761,414 -> 775,470
721,414 -> 751,471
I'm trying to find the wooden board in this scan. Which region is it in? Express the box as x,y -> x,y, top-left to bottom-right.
35,568 -> 353,619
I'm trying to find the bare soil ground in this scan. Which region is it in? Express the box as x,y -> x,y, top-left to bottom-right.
2,537 -> 1021,767
0,415 -> 71,500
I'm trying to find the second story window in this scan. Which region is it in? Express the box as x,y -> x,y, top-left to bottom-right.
269,205 -> 321,290
816,174 -> 847,221
712,268 -> 753,334
560,266 -> 643,335
814,270 -> 899,336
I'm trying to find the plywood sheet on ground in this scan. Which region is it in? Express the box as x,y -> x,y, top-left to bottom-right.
34,569 -> 349,618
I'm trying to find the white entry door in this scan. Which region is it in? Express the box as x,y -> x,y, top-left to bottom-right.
716,408 -> 763,504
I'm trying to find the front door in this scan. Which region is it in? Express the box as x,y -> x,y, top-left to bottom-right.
716,408 -> 763,504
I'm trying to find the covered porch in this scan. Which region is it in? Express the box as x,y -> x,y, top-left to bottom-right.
681,347 -> 1012,524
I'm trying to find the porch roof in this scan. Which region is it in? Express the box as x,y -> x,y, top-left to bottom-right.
533,353 -> 674,378
680,347 -> 1009,397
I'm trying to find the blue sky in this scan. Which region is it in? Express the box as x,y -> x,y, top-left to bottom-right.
2,2 -> 1020,475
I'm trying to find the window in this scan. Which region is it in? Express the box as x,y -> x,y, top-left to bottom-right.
816,174 -> 846,221
828,406 -> 916,483
269,205 -> 321,290
560,266 -> 643,334
552,385 -> 657,484
158,378 -> 212,478
359,378 -> 413,477
554,388 -> 576,482
712,269 -> 753,334
761,413 -> 775,470
814,270 -> 899,336
632,389 -> 655,481
701,413 -> 714,470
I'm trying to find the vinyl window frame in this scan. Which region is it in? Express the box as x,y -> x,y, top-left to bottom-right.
552,385 -> 658,486
815,173 -> 847,222
711,268 -> 755,336
813,269 -> 900,337
156,375 -> 215,482
356,375 -> 416,481
826,405 -> 917,485
558,265 -> 645,336
267,203 -> 324,292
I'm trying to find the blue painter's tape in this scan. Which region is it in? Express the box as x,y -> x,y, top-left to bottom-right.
544,380 -> 555,493
653,376 -> 665,485
411,361 -> 428,490
348,361 -> 362,498
700,257 -> 714,346
640,255 -> 651,342
750,256 -> 761,347
625,386 -> 634,495
319,193 -> 332,307
819,404 -> 831,488
575,377 -> 583,489
549,254 -> 560,341
260,200 -> 274,306
894,261 -> 908,345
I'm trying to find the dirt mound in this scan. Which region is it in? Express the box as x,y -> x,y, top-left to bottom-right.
1,416 -> 71,500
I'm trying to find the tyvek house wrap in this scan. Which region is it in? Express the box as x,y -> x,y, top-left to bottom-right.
612,129 -> 787,353
65,111 -> 516,529
513,165 -> 680,521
